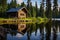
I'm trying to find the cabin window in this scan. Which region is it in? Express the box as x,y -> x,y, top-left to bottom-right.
20,13 -> 24,16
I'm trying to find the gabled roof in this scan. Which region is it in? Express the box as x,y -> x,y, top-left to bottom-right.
7,7 -> 26,12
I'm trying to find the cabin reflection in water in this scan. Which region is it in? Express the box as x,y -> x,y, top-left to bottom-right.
0,23 -> 27,40
18,23 -> 26,33
8,23 -> 27,34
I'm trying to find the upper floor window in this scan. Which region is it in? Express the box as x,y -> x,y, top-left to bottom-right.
20,13 -> 24,16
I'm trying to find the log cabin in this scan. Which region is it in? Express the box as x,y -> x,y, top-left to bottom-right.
7,7 -> 28,19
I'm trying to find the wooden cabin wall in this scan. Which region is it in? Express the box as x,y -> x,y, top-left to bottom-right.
18,10 -> 26,19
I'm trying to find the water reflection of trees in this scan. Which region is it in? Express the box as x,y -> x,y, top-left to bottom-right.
34,23 -> 38,36
45,21 -> 52,40
26,23 -> 39,40
45,20 -> 59,40
39,23 -> 44,40
52,21 -> 58,40
26,24 -> 31,40
59,21 -> 60,32
53,26 -> 57,40
0,21 -> 60,40
0,25 -> 7,40
26,21 -> 60,40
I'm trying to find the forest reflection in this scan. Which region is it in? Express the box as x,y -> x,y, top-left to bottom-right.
0,21 -> 60,40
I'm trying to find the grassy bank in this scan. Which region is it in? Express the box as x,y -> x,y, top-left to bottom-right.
0,17 -> 48,24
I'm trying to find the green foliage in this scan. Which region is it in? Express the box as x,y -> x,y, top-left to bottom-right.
0,0 -> 7,12
0,0 -> 7,17
33,7 -> 36,17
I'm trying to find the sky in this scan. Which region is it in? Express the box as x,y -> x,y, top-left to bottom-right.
7,0 -> 60,8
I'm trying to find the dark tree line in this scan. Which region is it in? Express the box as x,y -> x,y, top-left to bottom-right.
0,0 -> 60,18
0,0 -> 7,17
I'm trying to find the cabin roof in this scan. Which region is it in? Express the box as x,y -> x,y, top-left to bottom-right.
7,7 -> 26,12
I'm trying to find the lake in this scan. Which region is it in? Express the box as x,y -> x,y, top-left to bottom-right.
0,21 -> 60,40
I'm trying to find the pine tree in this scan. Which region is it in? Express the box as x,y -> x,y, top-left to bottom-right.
53,0 -> 58,18
10,0 -> 14,8
27,0 -> 31,10
21,2 -> 26,7
45,0 -> 52,19
35,1 -> 38,17
27,0 -> 31,17
14,0 -> 17,8
30,2 -> 33,17
10,0 -> 17,8
39,0 -> 45,18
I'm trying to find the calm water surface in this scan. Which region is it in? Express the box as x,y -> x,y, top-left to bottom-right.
0,21 -> 60,40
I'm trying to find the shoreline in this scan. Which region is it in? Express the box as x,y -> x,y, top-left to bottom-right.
0,17 -> 48,24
